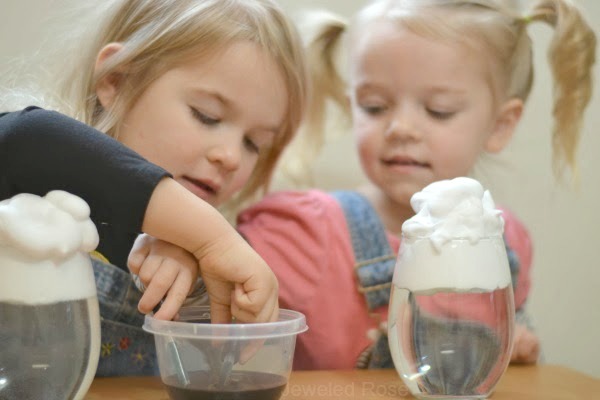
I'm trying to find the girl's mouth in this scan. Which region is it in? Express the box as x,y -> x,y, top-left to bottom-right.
382,156 -> 429,168
193,180 -> 216,193
182,177 -> 219,200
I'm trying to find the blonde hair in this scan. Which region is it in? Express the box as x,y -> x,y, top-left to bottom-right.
8,0 -> 308,215
298,0 -> 596,180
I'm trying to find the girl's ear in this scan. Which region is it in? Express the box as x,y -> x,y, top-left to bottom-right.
95,43 -> 125,109
485,98 -> 523,153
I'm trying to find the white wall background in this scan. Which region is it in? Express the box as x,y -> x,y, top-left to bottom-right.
2,0 -> 598,378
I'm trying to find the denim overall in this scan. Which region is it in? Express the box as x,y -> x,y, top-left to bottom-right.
92,258 -> 159,376
331,191 -> 525,373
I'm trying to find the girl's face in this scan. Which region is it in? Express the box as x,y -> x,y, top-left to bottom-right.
348,21 -> 515,208
110,41 -> 287,207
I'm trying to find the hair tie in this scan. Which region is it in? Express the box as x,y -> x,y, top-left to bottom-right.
521,15 -> 532,25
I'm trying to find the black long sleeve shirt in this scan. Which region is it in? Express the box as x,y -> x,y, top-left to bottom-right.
0,107 -> 171,269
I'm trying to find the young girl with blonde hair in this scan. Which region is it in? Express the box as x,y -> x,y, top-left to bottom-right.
1,0 -> 308,375
128,0 -> 596,370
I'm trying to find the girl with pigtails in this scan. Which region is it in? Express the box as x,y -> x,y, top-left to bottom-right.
236,0 -> 596,369
129,0 -> 596,370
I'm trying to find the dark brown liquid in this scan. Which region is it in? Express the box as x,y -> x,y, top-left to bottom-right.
163,371 -> 287,400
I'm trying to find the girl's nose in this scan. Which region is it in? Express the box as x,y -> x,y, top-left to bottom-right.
385,106 -> 422,142
207,140 -> 241,172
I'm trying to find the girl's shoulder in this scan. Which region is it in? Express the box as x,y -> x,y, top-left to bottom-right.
237,189 -> 356,307
2,106 -> 59,124
0,106 -> 83,140
238,189 -> 343,225
1,106 -> 44,133
237,189 -> 352,268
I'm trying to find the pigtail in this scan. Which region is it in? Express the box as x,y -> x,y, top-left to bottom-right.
305,12 -> 350,124
277,11 -> 349,187
527,0 -> 596,177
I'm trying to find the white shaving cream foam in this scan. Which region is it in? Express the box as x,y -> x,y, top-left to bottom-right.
0,191 -> 99,304
393,177 -> 511,291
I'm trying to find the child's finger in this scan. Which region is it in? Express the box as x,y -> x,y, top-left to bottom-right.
231,302 -> 278,325
239,338 -> 266,365
138,291 -> 161,315
262,282 -> 279,322
265,294 -> 279,323
128,235 -> 152,274
235,298 -> 278,364
230,288 -> 274,324
232,282 -> 278,323
155,270 -> 194,320
136,256 -> 162,288
230,284 -> 259,322
138,261 -> 179,315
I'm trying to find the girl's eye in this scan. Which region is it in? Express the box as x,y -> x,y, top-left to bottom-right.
427,108 -> 455,120
243,136 -> 260,154
190,107 -> 220,126
360,104 -> 386,116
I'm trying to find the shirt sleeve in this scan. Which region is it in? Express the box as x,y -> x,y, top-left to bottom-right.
0,107 -> 171,265
501,208 -> 533,310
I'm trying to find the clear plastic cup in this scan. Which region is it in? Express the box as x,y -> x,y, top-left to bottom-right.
143,306 -> 307,400
388,237 -> 515,399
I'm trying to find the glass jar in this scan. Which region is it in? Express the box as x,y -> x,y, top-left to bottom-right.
388,236 -> 515,399
0,191 -> 100,400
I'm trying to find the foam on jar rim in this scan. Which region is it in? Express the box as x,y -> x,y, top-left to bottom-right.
402,177 -> 504,246
0,191 -> 99,304
394,177 -> 511,291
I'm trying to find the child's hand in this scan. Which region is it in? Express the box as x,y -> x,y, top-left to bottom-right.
128,234 -> 198,320
511,324 -> 540,364
193,234 -> 279,325
139,178 -> 279,324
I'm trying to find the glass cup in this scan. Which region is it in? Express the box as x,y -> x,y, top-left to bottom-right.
388,236 -> 515,399
0,253 -> 101,400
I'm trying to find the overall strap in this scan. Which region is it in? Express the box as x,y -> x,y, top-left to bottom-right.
506,244 -> 520,291
331,191 -> 396,310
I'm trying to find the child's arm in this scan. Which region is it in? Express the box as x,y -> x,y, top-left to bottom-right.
128,233 -> 201,320
141,178 -> 279,324
1,108 -> 278,324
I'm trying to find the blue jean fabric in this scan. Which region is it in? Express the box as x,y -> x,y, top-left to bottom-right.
331,191 -> 396,368
92,258 -> 159,376
331,191 -> 396,311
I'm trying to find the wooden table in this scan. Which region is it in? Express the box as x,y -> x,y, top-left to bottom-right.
85,364 -> 599,399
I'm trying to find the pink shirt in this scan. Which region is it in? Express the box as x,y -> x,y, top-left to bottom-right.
238,190 -> 532,370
